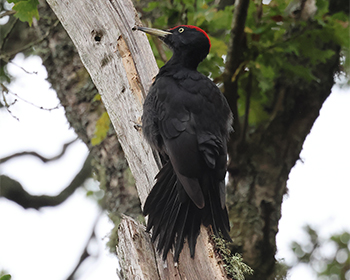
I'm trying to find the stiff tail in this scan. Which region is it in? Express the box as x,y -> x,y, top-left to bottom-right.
143,162 -> 231,262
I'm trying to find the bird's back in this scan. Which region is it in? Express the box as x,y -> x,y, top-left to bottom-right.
142,66 -> 232,261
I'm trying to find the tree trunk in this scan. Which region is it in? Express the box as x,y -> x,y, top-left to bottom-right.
1,0 -> 144,249
45,0 -> 231,279
223,4 -> 340,278
28,0 -> 142,247
3,0 -> 341,278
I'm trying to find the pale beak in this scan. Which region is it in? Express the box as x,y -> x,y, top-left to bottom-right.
137,27 -> 172,38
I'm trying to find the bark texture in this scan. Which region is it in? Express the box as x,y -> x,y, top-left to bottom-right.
1,0 -> 142,247
44,0 -> 231,279
222,1 -> 341,278
1,0 -> 343,279
117,216 -> 228,280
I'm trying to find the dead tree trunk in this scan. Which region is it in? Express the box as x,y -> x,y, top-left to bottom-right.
45,0 -> 230,279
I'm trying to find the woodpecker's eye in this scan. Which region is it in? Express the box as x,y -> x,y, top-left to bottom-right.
178,28 -> 184,33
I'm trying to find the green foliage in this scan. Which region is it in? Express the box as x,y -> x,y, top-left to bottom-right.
273,261 -> 289,279
142,0 -> 233,78
0,275 -> 11,280
91,111 -> 111,146
0,64 -> 11,84
240,0 -> 349,123
212,234 -> 254,279
8,0 -> 39,26
92,93 -> 102,102
291,226 -> 350,279
141,0 -> 349,128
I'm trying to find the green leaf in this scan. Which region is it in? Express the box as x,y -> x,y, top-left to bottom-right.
0,275 -> 11,280
92,93 -> 101,102
86,190 -> 94,197
283,63 -> 317,82
249,98 -> 270,125
8,0 -> 39,26
143,1 -> 159,12
209,6 -> 233,31
0,64 -> 11,84
91,111 -> 111,146
209,36 -> 227,57
315,0 -> 329,15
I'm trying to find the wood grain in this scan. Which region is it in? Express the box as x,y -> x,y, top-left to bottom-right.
46,0 -> 229,279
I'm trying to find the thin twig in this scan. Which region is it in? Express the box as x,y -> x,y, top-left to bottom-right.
1,84 -> 19,120
261,26 -> 308,54
8,61 -> 39,75
66,211 -> 103,280
9,90 -> 61,111
5,106 -> 20,121
0,138 -> 79,164
0,10 -> 16,19
0,20 -> 60,61
1,83 -> 61,111
0,16 -> 18,51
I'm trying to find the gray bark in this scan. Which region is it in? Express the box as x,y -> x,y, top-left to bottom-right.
46,0 -> 159,203
45,0 -> 230,279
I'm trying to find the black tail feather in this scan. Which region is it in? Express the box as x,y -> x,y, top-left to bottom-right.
173,202 -> 189,260
187,206 -> 201,257
158,193 -> 180,257
143,161 -> 231,262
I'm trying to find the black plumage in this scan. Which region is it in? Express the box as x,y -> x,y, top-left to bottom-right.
138,25 -> 233,262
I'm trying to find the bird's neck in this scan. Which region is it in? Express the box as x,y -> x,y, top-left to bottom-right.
166,50 -> 202,70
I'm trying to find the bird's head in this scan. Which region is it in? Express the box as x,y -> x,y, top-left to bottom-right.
137,25 -> 211,69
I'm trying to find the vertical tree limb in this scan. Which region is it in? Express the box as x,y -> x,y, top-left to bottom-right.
224,0 -> 250,79
46,0 -> 159,204
223,0 -> 250,154
45,0 -> 230,278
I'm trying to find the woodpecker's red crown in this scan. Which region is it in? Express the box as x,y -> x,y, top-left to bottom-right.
169,25 -> 211,49
137,25 -> 211,69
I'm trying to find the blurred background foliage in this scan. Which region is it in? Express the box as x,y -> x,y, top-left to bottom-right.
1,0 -> 349,279
291,226 -> 350,280
135,1 -> 350,278
136,0 -> 349,128
2,0 -> 349,143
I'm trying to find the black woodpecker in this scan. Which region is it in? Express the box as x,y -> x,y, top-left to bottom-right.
138,25 -> 233,262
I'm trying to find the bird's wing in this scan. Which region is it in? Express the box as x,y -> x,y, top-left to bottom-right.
187,74 -> 231,209
151,76 -> 205,208
197,133 -> 228,209
154,74 -> 230,209
161,114 -> 205,208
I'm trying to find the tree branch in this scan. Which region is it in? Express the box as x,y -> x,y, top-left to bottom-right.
44,0 -> 232,278
223,0 -> 250,80
218,0 -> 236,11
0,19 -> 60,61
0,10 -> 16,19
0,153 -> 92,209
0,16 -> 18,52
223,0 -> 250,155
66,212 -> 102,280
0,138 -> 78,164
239,71 -> 252,145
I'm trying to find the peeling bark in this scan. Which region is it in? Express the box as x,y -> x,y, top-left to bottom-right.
37,0 -> 142,222
1,0 -> 343,278
226,26 -> 340,280
117,216 -> 228,280
1,0 -> 142,245
44,0 -> 231,278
